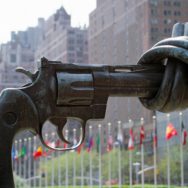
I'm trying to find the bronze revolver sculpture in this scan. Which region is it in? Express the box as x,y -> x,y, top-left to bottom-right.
1,23 -> 188,187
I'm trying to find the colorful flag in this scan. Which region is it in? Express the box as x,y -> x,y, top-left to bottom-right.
140,125 -> 145,145
181,122 -> 187,145
128,128 -> 134,151
77,143 -> 83,154
166,123 -> 178,140
33,146 -> 43,159
63,142 -> 68,149
96,133 -> 101,153
153,124 -> 158,147
117,127 -> 123,146
106,135 -> 113,152
12,147 -> 18,160
87,136 -> 94,152
18,146 -> 26,158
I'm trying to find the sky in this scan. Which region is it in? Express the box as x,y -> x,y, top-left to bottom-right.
0,0 -> 96,44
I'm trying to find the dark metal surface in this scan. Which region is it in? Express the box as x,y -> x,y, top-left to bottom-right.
1,23 -> 188,187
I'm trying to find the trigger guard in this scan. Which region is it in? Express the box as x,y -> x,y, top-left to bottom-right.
39,118 -> 86,151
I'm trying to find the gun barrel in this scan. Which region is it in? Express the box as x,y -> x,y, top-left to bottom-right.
94,72 -> 162,98
57,70 -> 163,106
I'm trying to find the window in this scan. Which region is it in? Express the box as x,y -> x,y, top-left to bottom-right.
174,11 -> 181,16
164,10 -> 171,16
174,1 -> 181,7
10,54 -> 16,63
164,1 -> 171,6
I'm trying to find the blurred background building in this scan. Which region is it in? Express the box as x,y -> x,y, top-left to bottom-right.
88,0 -> 188,150
0,0 -> 188,152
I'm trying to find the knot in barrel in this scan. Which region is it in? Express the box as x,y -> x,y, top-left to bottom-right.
138,36 -> 188,112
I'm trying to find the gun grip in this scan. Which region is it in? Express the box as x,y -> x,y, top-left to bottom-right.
0,89 -> 39,188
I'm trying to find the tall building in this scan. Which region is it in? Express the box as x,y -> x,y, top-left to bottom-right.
35,7 -> 88,64
0,19 -> 44,89
0,7 -> 88,90
88,0 -> 188,125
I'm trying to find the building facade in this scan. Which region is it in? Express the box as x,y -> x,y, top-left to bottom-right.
35,7 -> 88,64
88,0 -> 188,153
88,0 -> 188,124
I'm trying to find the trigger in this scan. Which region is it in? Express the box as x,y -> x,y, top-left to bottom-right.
49,118 -> 71,145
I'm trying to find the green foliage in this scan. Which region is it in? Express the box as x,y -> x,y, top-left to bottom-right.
158,145 -> 188,184
14,173 -> 29,188
39,149 -> 131,186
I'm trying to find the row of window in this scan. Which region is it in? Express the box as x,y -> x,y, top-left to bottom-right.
150,27 -> 173,34
164,10 -> 181,16
164,1 -> 181,7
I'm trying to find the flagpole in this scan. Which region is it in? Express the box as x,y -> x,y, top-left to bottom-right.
23,138 -> 27,183
98,124 -> 102,188
89,125 -> 93,188
140,117 -> 145,188
108,122 -> 112,188
179,112 -> 184,187
80,127 -> 84,188
33,136 -> 37,188
117,121 -> 122,188
27,137 -> 31,187
45,133 -> 48,188
14,140 -> 18,177
51,132 -> 55,187
18,139 -> 22,187
38,139 -> 42,188
58,141 -> 61,187
129,119 -> 133,188
153,116 -> 157,188
73,128 -> 76,187
166,113 -> 171,188
65,129 -> 69,188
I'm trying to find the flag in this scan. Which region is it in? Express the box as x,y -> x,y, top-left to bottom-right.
140,125 -> 145,145
166,123 -> 178,140
87,136 -> 94,152
117,127 -> 123,146
153,124 -> 158,147
77,143 -> 83,154
33,146 -> 43,159
106,135 -> 113,152
128,128 -> 134,151
63,142 -> 68,149
12,147 -> 18,160
181,122 -> 187,145
18,146 -> 26,158
96,133 -> 101,153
